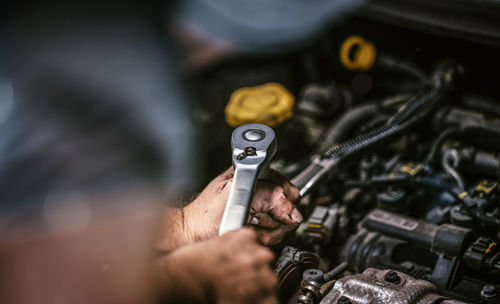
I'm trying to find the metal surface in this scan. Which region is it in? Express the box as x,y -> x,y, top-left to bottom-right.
292,157 -> 339,196
219,123 -> 276,235
275,246 -> 321,302
298,280 -> 322,304
442,149 -> 465,190
320,268 -> 467,304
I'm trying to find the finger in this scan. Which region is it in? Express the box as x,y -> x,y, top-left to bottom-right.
267,187 -> 303,225
212,166 -> 234,194
254,225 -> 296,246
245,272 -> 278,303
253,247 -> 274,263
220,166 -> 235,180
248,213 -> 281,229
261,268 -> 279,289
254,268 -> 279,298
233,273 -> 275,302
264,169 -> 301,203
229,227 -> 257,242
249,184 -> 302,227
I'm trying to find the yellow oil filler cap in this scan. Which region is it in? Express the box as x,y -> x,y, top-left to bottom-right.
225,82 -> 294,127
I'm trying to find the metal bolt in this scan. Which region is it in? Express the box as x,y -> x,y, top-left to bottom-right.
303,269 -> 324,283
236,147 -> 257,160
293,251 -> 305,265
244,146 -> 257,155
243,129 -> 265,141
384,270 -> 401,284
297,294 -> 313,304
338,296 -> 352,304
298,281 -> 321,304
481,284 -> 498,300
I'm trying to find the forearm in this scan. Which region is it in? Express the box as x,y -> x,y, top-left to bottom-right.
156,208 -> 195,253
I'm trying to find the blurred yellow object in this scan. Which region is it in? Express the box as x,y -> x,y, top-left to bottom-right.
340,35 -> 376,71
225,83 -> 294,127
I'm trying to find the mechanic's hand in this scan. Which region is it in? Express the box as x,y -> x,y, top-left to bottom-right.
184,166 -> 302,246
157,228 -> 278,304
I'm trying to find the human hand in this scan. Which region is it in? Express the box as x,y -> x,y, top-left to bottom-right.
157,228 -> 278,304
183,166 -> 302,246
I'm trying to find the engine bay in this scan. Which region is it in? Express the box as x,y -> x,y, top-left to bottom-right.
5,1 -> 500,303
192,13 -> 500,304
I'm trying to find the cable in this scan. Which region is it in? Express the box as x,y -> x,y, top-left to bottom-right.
317,94 -> 411,154
425,128 -> 461,163
292,63 -> 458,196
323,262 -> 348,281
377,55 -> 427,83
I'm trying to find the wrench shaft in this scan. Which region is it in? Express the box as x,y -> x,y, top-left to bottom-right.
219,166 -> 259,235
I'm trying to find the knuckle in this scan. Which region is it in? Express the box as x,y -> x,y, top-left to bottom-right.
260,235 -> 272,247
288,185 -> 301,200
272,185 -> 285,197
238,227 -> 257,239
289,183 -> 299,192
257,247 -> 275,260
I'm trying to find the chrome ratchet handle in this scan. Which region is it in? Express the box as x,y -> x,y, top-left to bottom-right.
219,124 -> 276,235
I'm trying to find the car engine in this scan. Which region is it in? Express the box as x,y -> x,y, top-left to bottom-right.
191,4 -> 500,304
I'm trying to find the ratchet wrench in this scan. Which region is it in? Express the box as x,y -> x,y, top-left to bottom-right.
219,123 -> 277,235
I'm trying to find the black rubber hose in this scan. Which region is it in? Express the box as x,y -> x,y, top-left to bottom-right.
323,82 -> 443,160
317,102 -> 379,154
323,262 -> 348,282
324,61 -> 459,162
283,95 -> 409,179
317,94 -> 411,154
292,63 -> 458,194
292,91 -> 441,194
377,55 -> 427,83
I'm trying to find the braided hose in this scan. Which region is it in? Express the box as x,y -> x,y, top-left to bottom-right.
292,64 -> 456,195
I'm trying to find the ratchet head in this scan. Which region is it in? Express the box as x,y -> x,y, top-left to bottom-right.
231,124 -> 277,174
219,124 -> 277,235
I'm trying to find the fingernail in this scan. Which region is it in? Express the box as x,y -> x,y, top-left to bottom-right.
291,208 -> 303,223
250,216 -> 259,225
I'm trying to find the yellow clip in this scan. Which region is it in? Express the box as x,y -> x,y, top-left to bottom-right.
458,192 -> 468,199
400,163 -> 424,176
475,180 -> 498,195
308,223 -> 322,229
339,35 -> 376,71
485,242 -> 497,255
